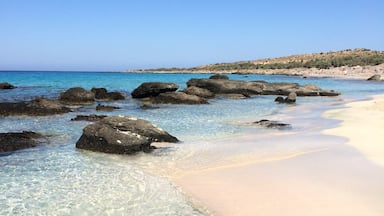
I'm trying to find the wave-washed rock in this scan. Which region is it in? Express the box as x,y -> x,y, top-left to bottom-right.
71,114 -> 107,121
0,82 -> 16,90
187,78 -> 340,97
76,116 -> 179,154
59,87 -> 95,105
0,131 -> 45,152
131,82 -> 179,99
0,97 -> 71,116
253,119 -> 291,129
150,92 -> 209,104
91,88 -> 126,101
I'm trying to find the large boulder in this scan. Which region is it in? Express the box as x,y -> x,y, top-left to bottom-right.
59,87 -> 95,105
91,88 -> 126,101
151,92 -> 209,104
131,82 -> 179,98
0,131 -> 44,152
187,78 -> 263,95
367,74 -> 381,81
0,97 -> 71,116
182,86 -> 215,98
187,78 -> 340,97
0,82 -> 15,89
76,116 -> 179,154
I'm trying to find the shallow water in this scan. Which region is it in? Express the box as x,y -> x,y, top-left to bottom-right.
1,71 -> 384,215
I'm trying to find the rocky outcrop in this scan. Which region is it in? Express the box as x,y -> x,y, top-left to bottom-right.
96,104 -> 120,111
91,88 -> 125,101
76,116 -> 179,154
59,87 -> 95,105
209,74 -> 229,80
131,82 -> 179,98
367,74 -> 381,81
150,92 -> 208,104
187,78 -> 264,95
253,119 -> 291,129
182,86 -> 215,98
0,82 -> 15,89
0,97 -> 71,116
71,114 -> 107,121
0,131 -> 44,152
187,78 -> 340,97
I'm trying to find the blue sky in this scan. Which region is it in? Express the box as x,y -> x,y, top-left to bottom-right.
1,0 -> 383,71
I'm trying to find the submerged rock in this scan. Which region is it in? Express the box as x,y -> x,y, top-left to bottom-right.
253,119 -> 291,129
96,104 -> 120,111
0,82 -> 15,89
76,116 -> 179,154
131,82 -> 179,99
0,97 -> 71,116
71,114 -> 107,121
59,87 -> 95,105
0,131 -> 45,152
91,88 -> 126,101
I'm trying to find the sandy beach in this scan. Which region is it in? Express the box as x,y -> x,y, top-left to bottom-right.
174,94 -> 384,215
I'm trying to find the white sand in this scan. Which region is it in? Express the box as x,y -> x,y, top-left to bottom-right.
324,95 -> 384,167
174,95 -> 384,216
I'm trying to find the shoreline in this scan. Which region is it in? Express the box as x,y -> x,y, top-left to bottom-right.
172,94 -> 384,216
129,64 -> 384,80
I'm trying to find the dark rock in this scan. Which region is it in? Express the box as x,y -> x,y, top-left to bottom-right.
187,78 -> 263,95
140,104 -> 159,110
182,86 -> 215,98
91,88 -> 126,101
96,104 -> 120,111
285,92 -> 297,103
0,82 -> 15,89
76,116 -> 179,154
274,96 -> 285,103
59,87 -> 95,105
150,92 -> 209,104
0,97 -> 71,116
0,131 -> 44,152
253,119 -> 291,129
367,74 -> 381,81
187,78 -> 340,97
71,114 -> 107,121
131,82 -> 179,99
209,74 -> 229,80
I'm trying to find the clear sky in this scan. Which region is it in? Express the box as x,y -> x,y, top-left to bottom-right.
1,0 -> 383,71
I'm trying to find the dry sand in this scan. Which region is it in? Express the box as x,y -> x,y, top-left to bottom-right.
324,95 -> 384,166
174,95 -> 384,216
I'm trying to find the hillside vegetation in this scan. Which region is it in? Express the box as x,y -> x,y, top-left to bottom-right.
140,48 -> 384,72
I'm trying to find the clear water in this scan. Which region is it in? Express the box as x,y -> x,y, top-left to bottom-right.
1,71 -> 384,215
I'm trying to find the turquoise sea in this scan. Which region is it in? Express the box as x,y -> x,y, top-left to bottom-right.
1,71 -> 384,215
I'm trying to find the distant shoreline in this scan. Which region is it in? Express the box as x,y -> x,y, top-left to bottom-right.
128,63 -> 384,80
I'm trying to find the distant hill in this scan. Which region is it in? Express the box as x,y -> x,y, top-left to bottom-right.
137,48 -> 384,72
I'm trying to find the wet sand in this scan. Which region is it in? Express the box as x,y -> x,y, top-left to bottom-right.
173,95 -> 384,216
